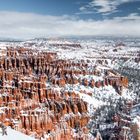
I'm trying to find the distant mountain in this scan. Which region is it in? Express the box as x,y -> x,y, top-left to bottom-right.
0,38 -> 23,42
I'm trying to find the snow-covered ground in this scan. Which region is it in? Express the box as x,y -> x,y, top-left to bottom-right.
0,37 -> 139,106
0,37 -> 139,139
0,127 -> 35,140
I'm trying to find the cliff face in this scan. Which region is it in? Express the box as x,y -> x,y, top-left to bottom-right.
0,47 -> 128,139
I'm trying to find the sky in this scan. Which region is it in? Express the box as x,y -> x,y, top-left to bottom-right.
0,0 -> 140,39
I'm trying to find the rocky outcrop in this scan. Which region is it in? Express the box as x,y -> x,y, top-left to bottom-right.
0,47 -> 128,139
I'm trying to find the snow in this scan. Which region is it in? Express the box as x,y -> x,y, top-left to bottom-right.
0,127 -> 35,140
131,103 -> 140,117
0,37 -> 139,139
122,58 -> 140,69
121,88 -> 133,100
132,116 -> 140,128
78,74 -> 103,82
50,80 -> 134,116
77,91 -> 105,109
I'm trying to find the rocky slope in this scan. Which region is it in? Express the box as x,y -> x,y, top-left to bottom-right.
0,37 -> 139,140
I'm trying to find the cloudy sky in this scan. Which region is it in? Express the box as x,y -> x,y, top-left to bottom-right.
0,0 -> 140,39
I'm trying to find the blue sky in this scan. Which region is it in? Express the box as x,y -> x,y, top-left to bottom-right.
0,0 -> 79,16
0,0 -> 140,19
0,0 -> 140,39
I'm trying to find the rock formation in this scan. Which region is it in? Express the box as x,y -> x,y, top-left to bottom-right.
0,47 -> 128,139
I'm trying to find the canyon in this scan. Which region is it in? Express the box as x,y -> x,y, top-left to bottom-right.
0,37 -> 139,140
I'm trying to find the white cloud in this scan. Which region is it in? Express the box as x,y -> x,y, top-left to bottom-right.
79,0 -> 134,14
79,6 -> 87,11
0,11 -> 140,39
114,13 -> 140,20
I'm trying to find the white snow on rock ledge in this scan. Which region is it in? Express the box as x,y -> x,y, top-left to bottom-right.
0,127 -> 35,140
132,116 -> 140,131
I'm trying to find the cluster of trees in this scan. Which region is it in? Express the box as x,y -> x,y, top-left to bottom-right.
88,59 -> 140,139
